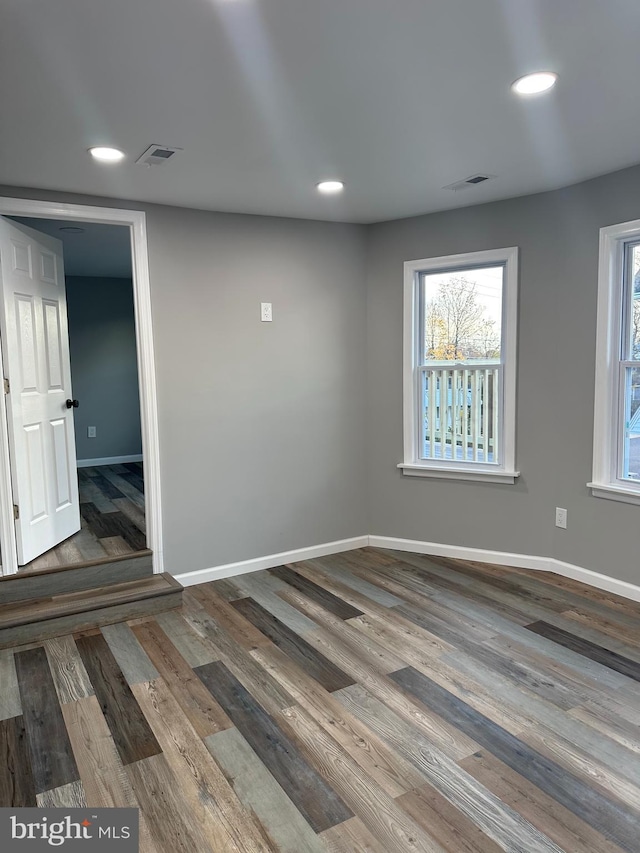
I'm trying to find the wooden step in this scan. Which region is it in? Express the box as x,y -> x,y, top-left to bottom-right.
0,553 -> 153,605
0,573 -> 182,649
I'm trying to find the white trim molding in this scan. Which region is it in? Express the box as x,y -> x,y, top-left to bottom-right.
174,536 -> 369,587
175,532 -> 640,604
77,454 -> 143,468
398,464 -> 519,484
402,246 -> 519,483
591,217 -> 640,505
0,197 -> 163,575
368,535 -> 640,603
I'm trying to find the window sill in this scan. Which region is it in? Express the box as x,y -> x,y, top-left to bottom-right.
588,481 -> 640,506
398,463 -> 520,485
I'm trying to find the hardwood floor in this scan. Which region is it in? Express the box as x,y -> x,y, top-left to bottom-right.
21,463 -> 146,573
2,547 -> 640,851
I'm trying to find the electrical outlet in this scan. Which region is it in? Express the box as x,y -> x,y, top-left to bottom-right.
88,426 -> 96,438
555,507 -> 567,529
261,302 -> 273,322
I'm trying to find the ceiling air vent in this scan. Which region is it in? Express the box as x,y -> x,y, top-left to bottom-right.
443,174 -> 496,192
135,145 -> 182,167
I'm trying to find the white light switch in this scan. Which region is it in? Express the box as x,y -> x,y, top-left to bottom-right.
261,302 -> 273,322
88,426 -> 96,438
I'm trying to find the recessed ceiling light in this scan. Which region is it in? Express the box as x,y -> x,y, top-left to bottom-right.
511,72 -> 557,96
59,226 -> 85,234
316,180 -> 345,195
88,146 -> 126,163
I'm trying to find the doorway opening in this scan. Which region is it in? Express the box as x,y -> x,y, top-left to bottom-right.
0,198 -> 162,577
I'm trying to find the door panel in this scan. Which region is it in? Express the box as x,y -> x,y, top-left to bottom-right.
0,217 -> 80,565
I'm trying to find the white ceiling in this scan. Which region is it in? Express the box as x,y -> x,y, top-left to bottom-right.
1,0 -> 640,224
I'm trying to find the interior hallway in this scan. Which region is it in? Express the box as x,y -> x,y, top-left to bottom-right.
21,463 -> 147,573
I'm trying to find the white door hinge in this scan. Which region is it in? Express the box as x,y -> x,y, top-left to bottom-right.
3,378 -> 9,394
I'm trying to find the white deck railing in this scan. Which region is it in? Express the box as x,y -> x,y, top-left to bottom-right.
420,365 -> 500,463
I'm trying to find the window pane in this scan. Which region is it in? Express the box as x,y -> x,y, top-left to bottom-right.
420,366 -> 499,463
421,266 -> 503,363
631,244 -> 640,360
622,366 -> 640,480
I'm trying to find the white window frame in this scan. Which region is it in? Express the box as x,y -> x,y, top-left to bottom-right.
399,246 -> 519,484
589,218 -> 640,506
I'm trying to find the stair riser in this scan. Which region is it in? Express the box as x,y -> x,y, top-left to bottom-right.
0,556 -> 153,605
0,591 -> 181,650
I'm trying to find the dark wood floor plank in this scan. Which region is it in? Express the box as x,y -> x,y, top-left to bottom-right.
14,646 -> 80,794
75,633 -> 161,766
90,472 -> 126,500
120,470 -> 145,494
80,503 -> 147,552
391,665 -> 640,853
0,715 -> 36,806
270,566 -> 364,620
195,659 -> 353,833
526,621 -> 640,682
232,597 -> 355,692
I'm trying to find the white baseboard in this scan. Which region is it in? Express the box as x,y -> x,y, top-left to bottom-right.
77,454 -> 143,468
547,557 -> 640,603
174,536 -> 369,587
172,531 -> 640,604
368,535 -> 546,572
369,535 -> 640,603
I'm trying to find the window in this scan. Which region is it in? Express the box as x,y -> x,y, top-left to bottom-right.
400,247 -> 519,483
590,219 -> 640,504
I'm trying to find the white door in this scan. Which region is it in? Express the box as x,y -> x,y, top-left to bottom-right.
0,217 -> 80,565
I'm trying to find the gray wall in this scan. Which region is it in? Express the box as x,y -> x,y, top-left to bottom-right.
66,276 -> 142,461
0,186 -> 369,574
366,164 -> 640,585
3,165 -> 640,587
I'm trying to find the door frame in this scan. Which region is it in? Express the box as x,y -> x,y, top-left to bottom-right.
0,197 -> 163,575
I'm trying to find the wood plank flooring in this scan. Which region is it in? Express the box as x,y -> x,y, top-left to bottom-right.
1,547 -> 640,852
21,463 -> 146,573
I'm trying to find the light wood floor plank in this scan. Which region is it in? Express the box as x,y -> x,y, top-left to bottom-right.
337,683 -> 564,853
153,610 -> 218,668
0,649 -> 21,720
132,678 -> 274,853
37,779 -> 87,807
101,622 -> 159,685
44,635 -> 94,703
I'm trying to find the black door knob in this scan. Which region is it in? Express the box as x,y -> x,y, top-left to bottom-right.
65,399 -> 79,409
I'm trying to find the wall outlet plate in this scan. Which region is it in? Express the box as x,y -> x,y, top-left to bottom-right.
88,426 -> 97,438
555,507 -> 567,529
261,302 -> 273,322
